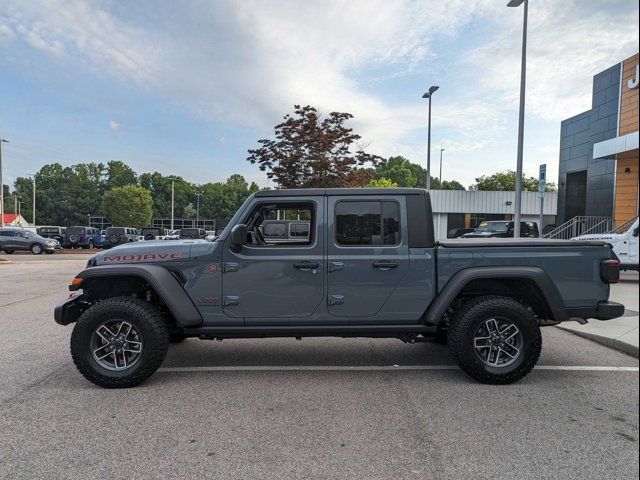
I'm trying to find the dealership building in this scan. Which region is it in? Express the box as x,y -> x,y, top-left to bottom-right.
557,53 -> 639,227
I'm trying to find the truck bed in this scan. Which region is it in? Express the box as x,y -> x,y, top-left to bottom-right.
438,238 -> 607,248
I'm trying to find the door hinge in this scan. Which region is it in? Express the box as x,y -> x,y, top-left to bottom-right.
223,295 -> 240,306
328,294 -> 344,306
224,262 -> 240,272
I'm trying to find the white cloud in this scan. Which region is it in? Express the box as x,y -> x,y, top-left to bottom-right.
108,120 -> 120,132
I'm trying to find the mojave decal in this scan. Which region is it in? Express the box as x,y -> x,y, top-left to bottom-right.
101,252 -> 182,263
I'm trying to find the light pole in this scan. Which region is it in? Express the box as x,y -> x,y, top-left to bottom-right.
422,86 -> 439,191
439,148 -> 445,188
27,173 -> 36,226
0,138 -> 8,227
195,191 -> 203,225
508,0 -> 528,237
170,179 -> 175,231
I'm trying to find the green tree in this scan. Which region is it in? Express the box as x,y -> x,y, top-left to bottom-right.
105,160 -> 137,190
470,170 -> 556,192
366,177 -> 398,188
248,105 -> 382,188
375,156 -> 421,187
182,202 -> 196,219
102,186 -> 153,227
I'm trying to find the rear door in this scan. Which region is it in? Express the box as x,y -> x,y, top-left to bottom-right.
326,195 -> 409,317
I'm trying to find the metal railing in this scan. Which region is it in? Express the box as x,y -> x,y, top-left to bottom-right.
610,215 -> 639,234
543,216 -> 613,240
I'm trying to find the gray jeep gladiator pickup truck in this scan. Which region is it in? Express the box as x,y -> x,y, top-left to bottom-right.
54,188 -> 624,388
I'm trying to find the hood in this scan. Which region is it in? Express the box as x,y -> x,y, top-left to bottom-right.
90,239 -> 220,266
573,233 -> 619,241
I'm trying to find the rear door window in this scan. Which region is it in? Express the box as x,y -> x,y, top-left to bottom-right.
335,201 -> 400,246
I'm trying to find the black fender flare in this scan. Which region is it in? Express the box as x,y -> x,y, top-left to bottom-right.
425,266 -> 567,325
73,264 -> 203,327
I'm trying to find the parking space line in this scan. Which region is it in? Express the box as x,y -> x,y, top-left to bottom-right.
158,365 -> 639,373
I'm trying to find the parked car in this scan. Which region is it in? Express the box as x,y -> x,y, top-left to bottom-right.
139,227 -> 171,241
63,226 -> 102,249
104,227 -> 139,248
0,227 -> 60,254
37,226 -> 66,243
262,220 -> 311,244
573,217 -> 639,271
447,227 -> 475,239
55,188 -> 624,388
461,221 -> 539,238
178,228 -> 207,239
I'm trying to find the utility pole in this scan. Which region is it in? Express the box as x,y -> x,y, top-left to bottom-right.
508,0 -> 529,237
422,86 -> 439,191
170,180 -> 175,231
196,191 -> 203,225
0,138 -> 8,227
439,148 -> 445,188
28,174 -> 36,226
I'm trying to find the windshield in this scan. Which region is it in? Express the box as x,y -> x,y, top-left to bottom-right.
141,228 -> 161,235
475,221 -> 510,233
67,227 -> 86,235
106,227 -> 125,234
38,227 -> 59,234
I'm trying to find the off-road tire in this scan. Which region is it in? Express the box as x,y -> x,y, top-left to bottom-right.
169,333 -> 187,343
70,296 -> 169,388
448,295 -> 542,385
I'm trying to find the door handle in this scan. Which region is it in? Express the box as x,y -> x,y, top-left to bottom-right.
294,261 -> 319,270
373,261 -> 398,269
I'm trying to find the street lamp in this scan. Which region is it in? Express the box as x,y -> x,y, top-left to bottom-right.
422,86 -> 439,191
27,173 -> 36,226
439,148 -> 445,188
0,138 -> 8,227
508,0 -> 528,237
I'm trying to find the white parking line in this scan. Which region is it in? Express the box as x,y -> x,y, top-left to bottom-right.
158,365 -> 639,373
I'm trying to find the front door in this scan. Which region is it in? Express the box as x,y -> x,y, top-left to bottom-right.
326,196 -> 410,317
222,196 -> 324,323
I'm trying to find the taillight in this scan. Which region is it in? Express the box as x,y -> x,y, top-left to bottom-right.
600,259 -> 620,284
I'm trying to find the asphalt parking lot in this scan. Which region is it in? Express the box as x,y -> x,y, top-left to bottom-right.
0,254 -> 638,479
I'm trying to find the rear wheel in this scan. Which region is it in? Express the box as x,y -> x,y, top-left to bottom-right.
70,297 -> 169,388
3,249 -> 15,254
448,295 -> 541,385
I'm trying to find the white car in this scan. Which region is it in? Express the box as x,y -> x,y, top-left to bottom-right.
573,217 -> 639,271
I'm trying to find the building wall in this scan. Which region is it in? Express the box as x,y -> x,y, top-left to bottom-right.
614,150 -> 639,224
619,53 -> 639,136
557,63 -> 620,223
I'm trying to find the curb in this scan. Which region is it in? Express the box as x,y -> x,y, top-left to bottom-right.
557,325 -> 639,358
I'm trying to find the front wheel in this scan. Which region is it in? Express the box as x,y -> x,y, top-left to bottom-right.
70,297 -> 169,388
31,243 -> 44,254
448,295 -> 541,385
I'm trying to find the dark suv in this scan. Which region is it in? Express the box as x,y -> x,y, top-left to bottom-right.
37,226 -> 66,243
63,226 -> 102,249
462,221 -> 539,238
179,228 -> 206,239
104,227 -> 139,248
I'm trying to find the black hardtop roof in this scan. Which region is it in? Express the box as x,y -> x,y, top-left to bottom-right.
254,187 -> 427,197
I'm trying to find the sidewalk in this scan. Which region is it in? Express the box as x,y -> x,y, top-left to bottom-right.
557,273 -> 639,358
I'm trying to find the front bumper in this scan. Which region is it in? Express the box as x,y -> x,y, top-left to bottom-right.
54,295 -> 88,325
566,301 -> 625,321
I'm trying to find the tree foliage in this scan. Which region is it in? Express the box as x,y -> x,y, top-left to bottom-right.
371,155 -> 465,190
8,160 -> 260,226
366,177 -> 398,188
102,186 -> 153,228
470,170 -> 556,192
248,105 -> 382,188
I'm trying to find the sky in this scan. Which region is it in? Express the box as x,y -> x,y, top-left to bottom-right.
0,0 -> 638,190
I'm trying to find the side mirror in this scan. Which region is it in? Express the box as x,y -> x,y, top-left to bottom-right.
633,227 -> 639,237
230,224 -> 248,252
